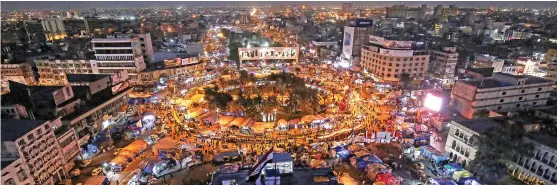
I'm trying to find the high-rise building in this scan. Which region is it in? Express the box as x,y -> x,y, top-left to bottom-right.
107,32 -> 155,63
1,119 -> 65,185
41,18 -> 67,41
360,35 -> 429,82
341,19 -> 373,66
433,5 -> 480,20
1,61 -> 36,94
450,73 -> 553,119
239,14 -> 250,25
92,37 -> 147,80
386,4 -> 427,19
341,3 -> 353,12
428,47 -> 458,85
23,19 -> 46,43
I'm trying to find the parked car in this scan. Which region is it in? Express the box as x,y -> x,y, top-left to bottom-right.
113,148 -> 122,156
91,167 -> 103,176
79,160 -> 92,168
70,169 -> 81,177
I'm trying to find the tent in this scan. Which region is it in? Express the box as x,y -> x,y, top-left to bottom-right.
251,122 -> 275,133
360,155 -> 383,164
452,170 -> 473,182
429,178 -> 457,185
202,114 -> 217,124
217,115 -> 235,126
301,115 -> 318,123
153,138 -> 183,156
228,117 -> 245,127
139,159 -> 162,174
443,163 -> 463,176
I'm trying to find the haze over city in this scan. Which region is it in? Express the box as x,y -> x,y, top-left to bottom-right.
2,1 -> 557,185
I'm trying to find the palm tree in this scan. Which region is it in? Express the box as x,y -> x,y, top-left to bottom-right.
400,72 -> 411,90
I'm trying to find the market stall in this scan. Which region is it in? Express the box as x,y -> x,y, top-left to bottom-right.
429,178 -> 457,185
152,138 -> 184,156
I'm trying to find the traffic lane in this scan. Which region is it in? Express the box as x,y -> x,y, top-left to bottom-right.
151,163 -> 218,185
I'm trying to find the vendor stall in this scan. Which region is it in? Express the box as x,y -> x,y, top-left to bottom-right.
443,163 -> 463,176
452,170 -> 473,183
429,178 -> 458,185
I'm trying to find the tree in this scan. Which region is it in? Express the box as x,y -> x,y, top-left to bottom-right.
473,109 -> 490,118
271,42 -> 283,47
400,73 -> 411,89
467,119 -> 534,185
229,42 -> 242,68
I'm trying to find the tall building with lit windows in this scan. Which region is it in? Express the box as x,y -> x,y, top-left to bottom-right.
91,38 -> 146,81
360,35 -> 429,82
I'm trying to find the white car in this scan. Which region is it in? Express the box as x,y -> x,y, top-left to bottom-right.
91,167 -> 103,176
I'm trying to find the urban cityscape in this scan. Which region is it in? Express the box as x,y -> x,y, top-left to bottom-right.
1,1 -> 557,185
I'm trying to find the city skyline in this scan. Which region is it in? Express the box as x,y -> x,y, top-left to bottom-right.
2,1 -> 557,11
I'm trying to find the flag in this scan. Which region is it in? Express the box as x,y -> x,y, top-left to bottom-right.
246,146 -> 274,182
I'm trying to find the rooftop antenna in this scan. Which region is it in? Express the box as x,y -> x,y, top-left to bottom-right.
480,78 -> 484,87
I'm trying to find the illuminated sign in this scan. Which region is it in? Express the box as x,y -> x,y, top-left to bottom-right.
424,93 -> 442,112
369,35 -> 385,45
383,40 -> 412,49
164,58 -> 182,67
379,48 -> 414,57
238,47 -> 299,60
181,57 -> 200,65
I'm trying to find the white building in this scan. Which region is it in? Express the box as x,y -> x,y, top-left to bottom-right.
445,118 -> 501,167
1,119 -> 65,185
451,73 -> 553,119
36,59 -> 99,85
1,158 -> 34,185
107,32 -> 155,63
41,18 -> 66,41
428,47 -> 458,85
473,54 -> 505,73
509,133 -> 557,185
92,38 -> 146,81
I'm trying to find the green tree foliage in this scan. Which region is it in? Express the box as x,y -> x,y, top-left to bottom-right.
400,73 -> 411,89
203,86 -> 233,110
271,42 -> 283,47
467,119 -> 534,185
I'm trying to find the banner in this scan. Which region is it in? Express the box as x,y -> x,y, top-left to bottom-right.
164,58 -> 181,67
238,47 -> 298,60
383,40 -> 412,49
342,26 -> 355,59
369,35 -> 385,46
379,48 -> 414,57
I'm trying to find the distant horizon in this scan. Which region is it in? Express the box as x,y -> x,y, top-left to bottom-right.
2,1 -> 557,11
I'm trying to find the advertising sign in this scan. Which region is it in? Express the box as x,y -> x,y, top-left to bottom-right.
379,48 -> 414,57
351,19 -> 373,27
238,47 -> 299,60
342,26 -> 355,59
369,35 -> 385,46
383,40 -> 413,49
164,58 -> 182,67
181,57 -> 200,65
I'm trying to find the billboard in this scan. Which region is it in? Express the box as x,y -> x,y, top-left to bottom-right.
349,19 -> 373,27
238,47 -> 299,60
369,35 -> 384,46
424,93 -> 442,112
383,40 -> 413,49
379,48 -> 414,57
181,57 -> 200,65
342,26 -> 355,59
164,58 -> 182,67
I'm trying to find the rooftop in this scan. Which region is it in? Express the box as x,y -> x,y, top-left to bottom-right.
61,86 -> 131,121
1,119 -> 47,142
466,67 -> 494,77
527,132 -> 557,149
455,118 -> 502,134
461,73 -> 552,89
67,74 -> 111,83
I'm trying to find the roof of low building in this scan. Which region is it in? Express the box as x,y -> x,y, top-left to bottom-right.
1,119 -> 47,142
455,118 -> 502,134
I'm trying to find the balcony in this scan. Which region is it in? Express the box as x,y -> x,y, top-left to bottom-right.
549,161 -> 556,168
536,156 -> 542,161
542,158 -> 549,164
536,170 -> 544,176
544,174 -> 551,180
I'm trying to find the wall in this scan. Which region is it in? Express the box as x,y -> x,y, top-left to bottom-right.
1,158 -> 34,185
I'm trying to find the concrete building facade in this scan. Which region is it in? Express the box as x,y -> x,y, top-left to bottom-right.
428,47 -> 458,85
92,38 -> 147,81
451,73 -> 553,119
361,43 -> 430,82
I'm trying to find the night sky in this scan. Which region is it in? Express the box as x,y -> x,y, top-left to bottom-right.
1,1 -> 557,11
